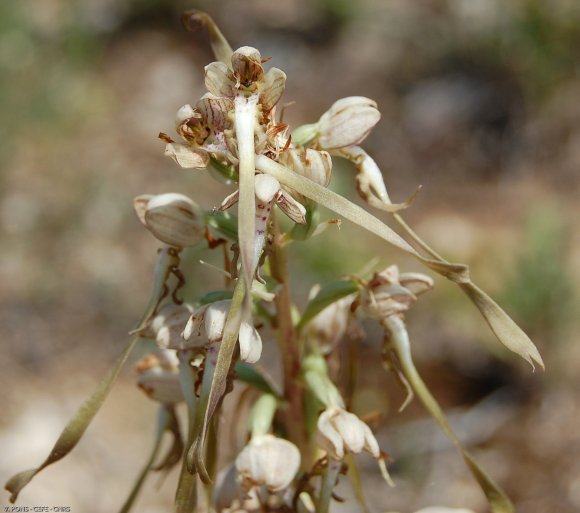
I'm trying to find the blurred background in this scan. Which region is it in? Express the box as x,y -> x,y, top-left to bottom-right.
1,0 -> 579,511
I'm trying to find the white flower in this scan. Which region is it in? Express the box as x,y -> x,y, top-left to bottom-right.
235,434 -> 301,492
318,96 -> 381,149
182,299 -> 262,363
133,193 -> 205,247
307,293 -> 355,353
151,303 -> 193,350
135,350 -> 183,404
317,406 -> 380,460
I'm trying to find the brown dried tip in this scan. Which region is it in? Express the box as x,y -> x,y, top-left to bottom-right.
181,10 -> 233,66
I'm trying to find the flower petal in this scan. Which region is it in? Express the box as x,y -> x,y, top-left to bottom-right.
239,318 -> 262,363
164,143 -> 209,169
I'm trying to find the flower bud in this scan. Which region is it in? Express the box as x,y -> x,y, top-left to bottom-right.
359,265 -> 433,320
133,193 -> 205,247
318,96 -> 381,149
232,46 -> 264,87
151,303 -> 193,350
279,147 -> 332,187
135,350 -> 183,404
235,434 -> 300,491
316,406 -> 380,460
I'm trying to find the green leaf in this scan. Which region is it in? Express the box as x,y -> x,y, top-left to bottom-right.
459,282 -> 544,370
235,362 -> 281,397
385,315 -> 514,513
175,354 -> 198,513
118,406 -> 176,513
181,10 -> 233,66
5,335 -> 140,503
297,279 -> 359,332
256,155 -> 543,370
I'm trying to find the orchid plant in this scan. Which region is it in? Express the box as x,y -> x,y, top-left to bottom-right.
5,11 -> 543,513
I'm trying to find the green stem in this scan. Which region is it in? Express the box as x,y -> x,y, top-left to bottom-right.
317,458 -> 341,513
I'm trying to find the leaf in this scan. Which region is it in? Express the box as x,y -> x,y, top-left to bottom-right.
459,282 -> 544,370
175,354 -> 198,513
235,362 -> 281,398
385,315 -> 515,513
5,335 -> 140,503
255,154 -> 465,276
118,406 -> 175,513
181,10 -> 233,66
297,279 -> 359,332
256,155 -> 543,370
130,246 -> 182,335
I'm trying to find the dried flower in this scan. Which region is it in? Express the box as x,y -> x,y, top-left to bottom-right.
359,265 -> 434,320
133,193 -> 205,248
135,350 -> 183,404
235,434 -> 300,492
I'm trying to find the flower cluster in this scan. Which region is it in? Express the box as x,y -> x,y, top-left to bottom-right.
4,11 -> 538,513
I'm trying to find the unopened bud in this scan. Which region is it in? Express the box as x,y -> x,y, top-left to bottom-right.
135,350 -> 183,404
318,96 -> 380,149
279,148 -> 332,187
133,193 -> 205,247
235,434 -> 300,491
232,46 -> 264,87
